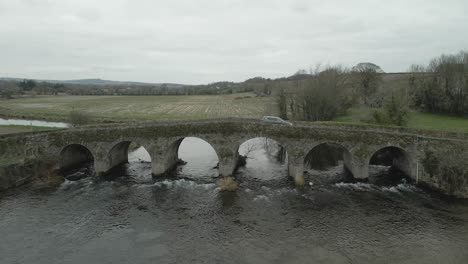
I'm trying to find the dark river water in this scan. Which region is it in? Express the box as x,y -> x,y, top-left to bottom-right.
1,138 -> 468,264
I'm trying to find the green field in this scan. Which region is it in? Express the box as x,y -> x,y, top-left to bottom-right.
0,125 -> 58,135
0,94 -> 277,123
335,107 -> 468,133
2,95 -> 468,133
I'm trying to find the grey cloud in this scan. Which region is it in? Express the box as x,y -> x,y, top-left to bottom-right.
0,0 -> 467,84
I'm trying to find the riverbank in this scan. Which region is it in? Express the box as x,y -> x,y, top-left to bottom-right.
0,125 -> 59,135
335,107 -> 468,133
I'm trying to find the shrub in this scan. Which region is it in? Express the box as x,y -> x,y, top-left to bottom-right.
69,110 -> 93,127
371,94 -> 409,126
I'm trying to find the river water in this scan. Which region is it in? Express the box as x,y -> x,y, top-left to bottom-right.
0,118 -> 69,128
1,138 -> 468,264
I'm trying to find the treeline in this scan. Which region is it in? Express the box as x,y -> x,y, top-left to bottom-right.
0,79 -> 258,98
275,50 -> 468,126
409,51 -> 468,115
275,62 -> 397,122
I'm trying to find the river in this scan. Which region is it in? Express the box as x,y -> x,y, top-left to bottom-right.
1,137 -> 468,264
0,118 -> 69,128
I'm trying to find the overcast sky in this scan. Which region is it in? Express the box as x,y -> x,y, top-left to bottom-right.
0,0 -> 467,84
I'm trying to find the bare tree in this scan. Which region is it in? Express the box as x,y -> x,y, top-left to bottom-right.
290,65 -> 352,121
276,88 -> 288,119
352,62 -> 384,106
410,50 -> 468,115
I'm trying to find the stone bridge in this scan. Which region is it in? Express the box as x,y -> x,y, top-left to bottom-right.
1,118 -> 468,198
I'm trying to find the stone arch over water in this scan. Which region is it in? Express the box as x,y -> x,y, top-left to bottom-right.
107,141 -> 152,169
368,146 -> 412,184
303,142 -> 354,183
60,144 -> 94,172
165,137 -> 220,179
236,137 -> 288,182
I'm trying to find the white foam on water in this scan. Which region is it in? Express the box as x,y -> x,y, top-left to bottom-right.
381,186 -> 400,193
334,182 -> 376,191
335,182 -> 418,194
138,179 -> 217,191
253,194 -> 270,202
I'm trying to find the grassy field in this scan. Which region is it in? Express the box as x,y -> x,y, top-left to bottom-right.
0,93 -> 277,123
335,107 -> 468,133
0,125 -> 58,135
3,95 -> 468,133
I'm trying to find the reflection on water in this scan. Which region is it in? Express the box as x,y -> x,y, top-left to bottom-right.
176,137 -> 219,181
128,146 -> 151,163
237,138 -> 288,185
0,118 -> 69,128
1,138 -> 468,264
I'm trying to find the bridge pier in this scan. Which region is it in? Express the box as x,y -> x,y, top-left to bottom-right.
217,145 -> 239,177
107,141 -> 130,170
218,157 -> 238,177
393,152 -> 416,180
211,144 -> 240,191
343,152 -> 368,180
151,153 -> 180,177
94,159 -> 108,176
151,139 -> 184,177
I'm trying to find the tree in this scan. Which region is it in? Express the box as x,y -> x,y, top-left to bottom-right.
371,93 -> 409,126
409,51 -> 468,115
352,62 -> 384,106
288,65 -> 353,121
294,69 -> 307,75
276,88 -> 288,119
0,81 -> 19,99
18,79 -> 37,92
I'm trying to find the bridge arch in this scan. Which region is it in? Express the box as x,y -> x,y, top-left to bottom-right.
235,137 -> 288,181
60,143 -> 95,172
368,145 -> 412,183
303,142 -> 354,182
157,136 -> 220,177
107,140 -> 152,172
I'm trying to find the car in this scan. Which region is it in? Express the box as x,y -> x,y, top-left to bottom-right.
261,116 -> 293,126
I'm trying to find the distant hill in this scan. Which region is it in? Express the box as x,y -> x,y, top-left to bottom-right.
0,77 -> 186,88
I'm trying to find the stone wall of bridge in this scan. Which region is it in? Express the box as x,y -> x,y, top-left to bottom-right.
0,119 -> 467,197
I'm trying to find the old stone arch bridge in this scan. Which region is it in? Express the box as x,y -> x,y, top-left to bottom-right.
1,118 -> 468,198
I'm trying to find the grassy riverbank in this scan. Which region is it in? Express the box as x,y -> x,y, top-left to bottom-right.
0,125 -> 58,135
335,107 -> 468,133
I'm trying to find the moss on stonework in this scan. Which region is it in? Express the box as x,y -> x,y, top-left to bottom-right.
0,157 -> 22,167
422,150 -> 440,177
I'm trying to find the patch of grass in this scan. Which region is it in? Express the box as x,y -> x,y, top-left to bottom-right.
406,112 -> 468,132
335,107 -> 468,133
0,157 -> 21,166
0,125 -> 59,135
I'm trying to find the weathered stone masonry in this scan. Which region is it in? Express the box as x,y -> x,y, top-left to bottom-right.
1,119 -> 468,198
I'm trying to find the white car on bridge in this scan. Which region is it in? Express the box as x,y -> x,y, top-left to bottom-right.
261,116 -> 293,126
